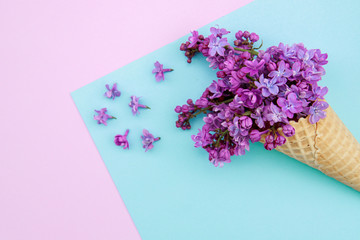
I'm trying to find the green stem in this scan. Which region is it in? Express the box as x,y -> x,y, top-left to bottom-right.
233,47 -> 259,56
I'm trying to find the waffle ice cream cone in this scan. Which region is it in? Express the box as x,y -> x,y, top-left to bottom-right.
268,105 -> 360,191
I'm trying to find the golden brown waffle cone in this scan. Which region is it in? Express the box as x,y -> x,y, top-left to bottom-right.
263,105 -> 360,191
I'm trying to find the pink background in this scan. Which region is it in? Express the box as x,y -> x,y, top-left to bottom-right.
0,0 -> 252,239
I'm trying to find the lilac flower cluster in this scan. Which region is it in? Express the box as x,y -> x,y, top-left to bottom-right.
176,26 -> 329,167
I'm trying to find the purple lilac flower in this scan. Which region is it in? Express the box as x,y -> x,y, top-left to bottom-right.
208,80 -> 223,99
268,60 -> 292,83
282,124 -> 295,137
275,134 -> 286,146
114,129 -> 130,149
249,129 -> 268,143
308,101 -> 329,124
203,113 -> 222,130
264,103 -> 288,125
192,125 -> 211,148
208,148 -> 231,167
141,129 -> 160,152
228,116 -> 250,141
129,96 -> 150,115
234,137 -> 250,156
241,59 -> 265,76
94,108 -> 115,126
152,61 -> 173,82
237,88 -> 262,108
264,133 -> 276,150
251,106 -> 265,128
255,74 -> 283,97
104,83 -> 121,100
210,26 -> 230,38
208,35 -> 228,56
188,30 -> 200,48
277,93 -> 303,118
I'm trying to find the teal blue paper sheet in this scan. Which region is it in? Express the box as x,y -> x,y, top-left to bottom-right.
72,0 -> 360,239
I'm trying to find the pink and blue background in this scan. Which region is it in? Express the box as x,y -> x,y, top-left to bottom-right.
1,0 -> 360,239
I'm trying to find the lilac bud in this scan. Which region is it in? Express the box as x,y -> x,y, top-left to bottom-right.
243,31 -> 250,38
249,130 -> 262,143
239,116 -> 252,129
175,106 -> 182,113
267,61 -> 277,71
264,133 -> 275,150
195,98 -> 209,108
217,71 -> 226,78
241,51 -> 251,60
235,30 -> 243,40
282,124 -> 295,137
180,43 -> 187,51
187,99 -> 193,105
182,104 -> 189,113
275,134 -> 286,146
249,33 -> 259,42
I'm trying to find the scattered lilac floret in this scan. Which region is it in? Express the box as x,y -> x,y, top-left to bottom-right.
129,96 -> 150,115
141,129 -> 160,152
114,129 -> 130,149
152,61 -> 173,82
94,108 -> 115,126
104,83 -> 121,100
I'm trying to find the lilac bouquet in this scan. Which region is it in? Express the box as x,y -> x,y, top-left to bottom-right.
175,26 -> 330,167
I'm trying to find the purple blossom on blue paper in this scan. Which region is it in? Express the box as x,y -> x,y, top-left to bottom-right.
210,26 -> 230,38
188,30 -> 200,48
308,101 -> 329,124
277,93 -> 303,118
141,129 -> 160,152
94,108 -> 115,126
208,35 -> 228,56
176,26 -> 330,165
114,129 -> 130,149
242,59 -> 265,76
129,96 -> 150,115
264,103 -> 288,125
104,83 -> 121,100
152,61 -> 173,82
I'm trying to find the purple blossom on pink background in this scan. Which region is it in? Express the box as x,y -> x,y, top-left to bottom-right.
104,83 -> 121,100
94,108 -> 115,126
114,129 -> 130,149
308,101 -> 329,124
141,129 -> 160,152
129,96 -> 150,115
152,61 -> 173,82
208,35 -> 228,56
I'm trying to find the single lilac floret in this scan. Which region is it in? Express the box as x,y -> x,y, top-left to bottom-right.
188,30 -> 200,48
141,129 -> 160,152
242,59 -> 265,76
308,101 -> 329,124
114,129 -> 130,149
104,83 -> 121,100
129,96 -> 150,115
152,61 -> 173,82
264,103 -> 288,125
94,108 -> 115,126
277,93 -> 303,118
208,35 -> 228,56
210,26 -> 230,37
